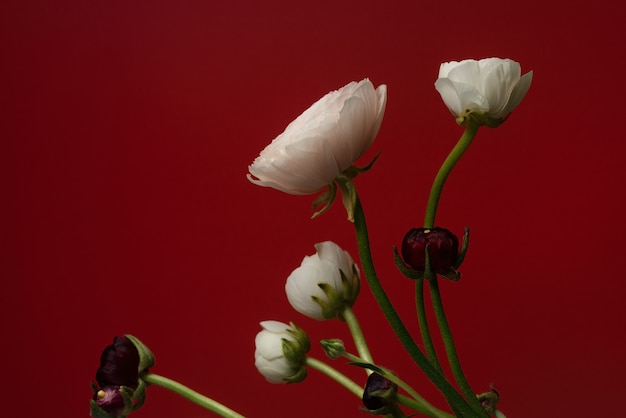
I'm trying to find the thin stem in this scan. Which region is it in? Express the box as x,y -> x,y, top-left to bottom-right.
307,355 -> 451,418
305,357 -> 363,397
342,351 -> 454,418
141,373 -> 245,418
342,306 -> 374,365
389,403 -> 408,418
429,280 -> 488,417
352,194 -> 479,417
419,121 -> 487,417
415,279 -> 443,374
423,122 -> 479,229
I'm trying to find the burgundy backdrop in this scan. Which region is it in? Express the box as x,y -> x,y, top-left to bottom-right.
3,1 -> 625,417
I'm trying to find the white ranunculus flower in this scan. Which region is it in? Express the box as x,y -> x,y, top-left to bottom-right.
435,58 -> 532,127
254,320 -> 309,384
247,79 -> 387,195
285,241 -> 360,320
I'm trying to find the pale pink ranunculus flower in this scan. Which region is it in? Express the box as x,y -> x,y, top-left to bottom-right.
248,79 -> 387,194
285,241 -> 360,321
435,58 -> 532,126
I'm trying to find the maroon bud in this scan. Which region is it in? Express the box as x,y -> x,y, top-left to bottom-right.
401,227 -> 459,276
362,372 -> 397,412
96,336 -> 140,389
93,386 -> 126,417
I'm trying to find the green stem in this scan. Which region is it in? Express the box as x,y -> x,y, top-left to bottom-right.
305,356 -> 363,397
415,279 -> 443,374
141,373 -> 245,418
389,404 -> 408,418
352,193 -> 479,417
342,352 -> 454,418
342,306 -> 374,365
419,121 -> 488,417
423,121 -> 479,229
306,355 -> 449,418
429,279 -> 488,417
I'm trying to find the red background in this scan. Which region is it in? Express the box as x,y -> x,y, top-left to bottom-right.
2,1 -> 625,417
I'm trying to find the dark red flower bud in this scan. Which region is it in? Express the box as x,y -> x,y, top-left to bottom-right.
96,336 -> 140,389
362,372 -> 397,412
401,227 -> 459,276
93,386 -> 126,417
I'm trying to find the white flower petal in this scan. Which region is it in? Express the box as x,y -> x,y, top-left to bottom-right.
435,57 -> 532,125
482,61 -> 521,117
446,60 -> 481,85
254,320 -> 308,383
248,79 -> 386,194
285,241 -> 359,321
501,71 -> 533,117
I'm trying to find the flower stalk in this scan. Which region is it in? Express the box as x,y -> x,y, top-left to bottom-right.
306,356 -> 451,418
141,373 -> 245,418
415,280 -> 443,373
352,191 -> 480,417
343,352 -> 454,418
341,305 -> 374,366
423,121 -> 479,229
420,122 -> 488,417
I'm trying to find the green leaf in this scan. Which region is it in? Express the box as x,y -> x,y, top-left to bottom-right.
348,361 -> 384,375
392,245 -> 423,280
125,334 -> 155,372
453,226 -> 470,269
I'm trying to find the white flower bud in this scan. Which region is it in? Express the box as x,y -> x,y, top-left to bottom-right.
247,79 -> 387,194
285,241 -> 360,320
435,58 -> 532,127
254,321 -> 310,384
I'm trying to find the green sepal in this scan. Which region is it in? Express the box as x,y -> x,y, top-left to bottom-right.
90,399 -> 119,418
351,151 -> 381,174
311,294 -> 337,320
457,111 -> 505,128
131,379 -> 147,411
339,266 -> 360,307
282,321 -> 310,365
90,385 -> 135,418
423,245 -> 437,281
336,174 -> 357,222
311,182 -> 337,219
283,366 -> 308,384
348,361 -> 383,375
392,245 -> 423,280
440,268 -> 461,282
119,386 -> 135,413
477,385 -> 500,414
312,152 -> 379,221
282,338 -> 305,365
282,322 -> 310,384
453,226 -> 470,269
124,334 -> 155,373
320,339 -> 346,360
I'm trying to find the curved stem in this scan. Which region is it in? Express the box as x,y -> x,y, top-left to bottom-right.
352,193 -> 479,417
141,373 -> 245,418
342,306 -> 374,365
342,351 -> 454,418
305,357 -> 363,397
307,355 -> 451,418
419,121 -> 487,417
415,279 -> 443,374
429,279 -> 488,417
423,122 -> 479,229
